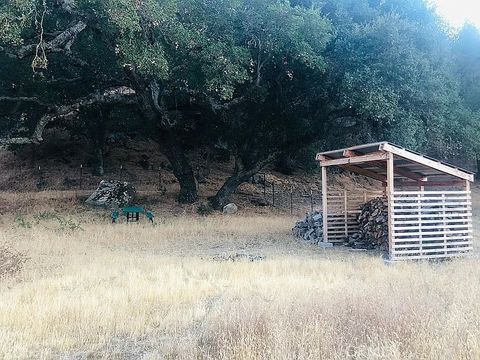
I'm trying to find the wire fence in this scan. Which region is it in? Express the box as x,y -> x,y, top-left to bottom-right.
0,165 -> 322,215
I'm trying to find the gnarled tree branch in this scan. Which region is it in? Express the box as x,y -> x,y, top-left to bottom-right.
0,86 -> 137,148
0,96 -> 48,106
4,21 -> 87,60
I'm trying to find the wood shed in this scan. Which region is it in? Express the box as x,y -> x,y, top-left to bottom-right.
316,142 -> 475,260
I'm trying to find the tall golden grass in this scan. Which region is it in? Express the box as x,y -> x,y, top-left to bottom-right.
0,213 -> 479,359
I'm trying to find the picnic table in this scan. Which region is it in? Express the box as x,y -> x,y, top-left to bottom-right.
111,206 -> 154,223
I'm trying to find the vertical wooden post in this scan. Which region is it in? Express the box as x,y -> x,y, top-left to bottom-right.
79,164 -> 83,190
344,190 -> 348,237
419,184 -> 424,256
272,181 -> 275,207
263,174 -> 266,198
465,180 -> 472,253
322,166 -> 328,243
442,193 -> 447,255
310,189 -> 314,213
387,153 -> 394,260
290,188 -> 293,215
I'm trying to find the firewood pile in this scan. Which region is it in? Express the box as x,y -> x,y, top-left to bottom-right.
292,211 -> 323,244
344,197 -> 388,250
293,197 -> 388,251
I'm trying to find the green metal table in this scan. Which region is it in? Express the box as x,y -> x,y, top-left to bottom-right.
112,207 -> 154,223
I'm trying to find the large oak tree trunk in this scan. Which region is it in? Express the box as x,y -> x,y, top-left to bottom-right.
130,75 -> 199,204
160,130 -> 198,203
209,156 -> 271,209
209,171 -> 250,209
86,107 -> 106,176
92,146 -> 104,176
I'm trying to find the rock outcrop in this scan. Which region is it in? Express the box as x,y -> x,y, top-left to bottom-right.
85,180 -> 136,208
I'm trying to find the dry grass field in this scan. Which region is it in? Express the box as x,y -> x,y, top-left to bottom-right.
0,190 -> 480,359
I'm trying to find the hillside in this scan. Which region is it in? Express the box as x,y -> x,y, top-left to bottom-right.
0,133 -> 380,216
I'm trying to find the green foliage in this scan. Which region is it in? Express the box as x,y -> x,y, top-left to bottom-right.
33,211 -> 83,232
14,214 -> 32,229
0,1 -> 34,46
1,0 -> 480,185
321,0 -> 480,162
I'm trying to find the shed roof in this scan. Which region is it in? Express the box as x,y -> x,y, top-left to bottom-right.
316,142 -> 474,184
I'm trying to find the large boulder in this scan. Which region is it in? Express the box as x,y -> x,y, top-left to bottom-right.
85,180 -> 136,208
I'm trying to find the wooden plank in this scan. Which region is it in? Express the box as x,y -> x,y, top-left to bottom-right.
392,213 -> 471,220
391,252 -> 472,260
392,201 -> 472,207
380,143 -> 474,182
344,190 -> 348,236
394,242 -> 473,249
394,244 -> 473,251
319,154 -> 387,183
393,241 -> 472,249
322,166 -> 328,243
393,224 -> 472,231
339,164 -> 387,183
392,207 -> 471,214
395,181 -> 466,187
394,245 -> 472,252
392,235 -> 472,242
316,142 -> 385,159
392,247 -> 473,255
392,219 -> 471,225
394,229 -> 472,237
387,152 -> 394,259
392,196 -> 470,201
319,152 -> 388,167
393,191 -> 469,195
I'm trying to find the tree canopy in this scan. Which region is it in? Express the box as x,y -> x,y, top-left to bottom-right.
1,0 -> 479,207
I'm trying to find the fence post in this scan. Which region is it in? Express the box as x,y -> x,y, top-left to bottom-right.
272,181 -> 275,207
310,189 -> 313,213
79,164 -> 83,190
158,166 -> 162,191
37,165 -> 43,191
263,173 -> 266,198
290,188 -> 293,215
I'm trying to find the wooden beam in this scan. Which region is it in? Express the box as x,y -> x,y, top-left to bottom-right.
340,164 -> 387,183
317,142 -> 386,158
318,154 -> 386,182
391,166 -> 427,182
395,180 -> 466,187
322,166 -> 328,243
316,154 -> 329,161
380,143 -> 474,182
344,150 -> 427,182
343,149 -> 357,158
318,151 -> 388,167
387,152 -> 394,260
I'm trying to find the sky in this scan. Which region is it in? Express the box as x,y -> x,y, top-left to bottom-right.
431,0 -> 480,29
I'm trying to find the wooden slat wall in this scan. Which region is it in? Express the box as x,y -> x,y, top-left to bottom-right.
326,190 -> 384,243
391,191 -> 473,260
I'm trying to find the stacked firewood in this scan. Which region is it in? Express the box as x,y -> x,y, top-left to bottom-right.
292,211 -> 323,244
344,197 -> 388,250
